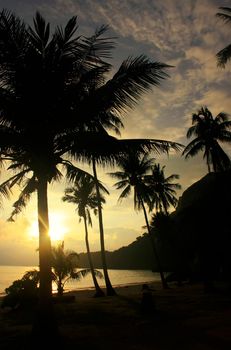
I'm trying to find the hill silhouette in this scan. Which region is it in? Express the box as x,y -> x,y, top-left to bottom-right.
79,233 -> 154,270
79,171 -> 231,278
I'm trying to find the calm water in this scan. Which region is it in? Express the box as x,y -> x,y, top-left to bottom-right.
0,265 -> 160,295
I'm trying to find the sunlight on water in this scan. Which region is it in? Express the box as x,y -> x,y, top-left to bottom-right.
0,265 -> 160,294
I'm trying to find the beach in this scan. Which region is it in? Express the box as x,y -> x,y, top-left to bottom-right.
0,281 -> 231,349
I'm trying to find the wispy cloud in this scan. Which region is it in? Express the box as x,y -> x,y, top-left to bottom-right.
1,0 -> 231,257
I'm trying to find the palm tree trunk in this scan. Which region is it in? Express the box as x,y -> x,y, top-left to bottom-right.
92,158 -> 116,296
83,213 -> 105,297
38,177 -> 52,300
141,199 -> 169,289
31,175 -> 59,339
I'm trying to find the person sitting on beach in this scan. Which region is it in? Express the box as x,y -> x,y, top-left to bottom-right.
141,283 -> 155,313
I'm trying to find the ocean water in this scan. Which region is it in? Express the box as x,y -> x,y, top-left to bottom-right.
0,265 -> 160,295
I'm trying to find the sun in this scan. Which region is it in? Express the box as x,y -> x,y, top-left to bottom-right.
29,213 -> 67,241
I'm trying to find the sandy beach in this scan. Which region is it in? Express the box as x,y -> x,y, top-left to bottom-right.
0,281 -> 231,349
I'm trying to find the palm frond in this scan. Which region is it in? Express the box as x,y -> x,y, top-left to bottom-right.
108,171 -> 128,180
8,176 -> 37,221
216,7 -> 231,67
182,137 -> 202,158
215,111 -> 230,123
117,185 -> 131,202
70,268 -> 91,280
58,16 -> 78,43
216,44 -> 231,68
113,179 -> 129,190
62,160 -> 95,183
28,11 -> 50,49
216,7 -> 231,23
0,169 -> 29,204
90,56 -> 171,115
81,24 -> 115,60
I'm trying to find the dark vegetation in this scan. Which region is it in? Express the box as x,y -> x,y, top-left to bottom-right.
79,171 -> 231,289
0,4 -> 231,347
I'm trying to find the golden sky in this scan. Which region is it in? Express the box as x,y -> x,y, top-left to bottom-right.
0,0 -> 230,265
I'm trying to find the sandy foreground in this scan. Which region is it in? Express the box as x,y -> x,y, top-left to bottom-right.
0,281 -> 231,349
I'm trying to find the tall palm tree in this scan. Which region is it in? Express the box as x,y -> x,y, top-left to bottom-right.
108,151 -> 169,289
182,106 -> 231,173
62,174 -> 106,297
92,157 -> 116,295
216,7 -> 231,67
0,9 -> 181,336
145,163 -> 181,214
68,132 -> 181,295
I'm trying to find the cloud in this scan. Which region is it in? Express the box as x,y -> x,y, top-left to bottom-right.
1,0 -> 231,262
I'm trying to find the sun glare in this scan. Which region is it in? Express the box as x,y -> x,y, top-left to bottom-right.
29,213 -> 66,241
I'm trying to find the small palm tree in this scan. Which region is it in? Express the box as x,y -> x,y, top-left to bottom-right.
15,244 -> 102,297
62,174 -> 107,297
145,163 -> 181,214
182,106 -> 231,173
109,151 -> 169,289
216,7 -> 231,67
51,242 -> 102,296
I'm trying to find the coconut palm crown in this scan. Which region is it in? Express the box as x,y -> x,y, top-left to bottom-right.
182,106 -> 231,173
145,163 -> 181,214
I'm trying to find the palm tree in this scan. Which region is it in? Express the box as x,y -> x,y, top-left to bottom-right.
15,244 -> 102,298
51,241 -> 102,297
145,163 -> 181,214
68,132 -> 181,295
109,151 -> 169,289
216,7 -> 231,67
182,106 -> 231,173
0,9 -> 181,335
62,174 -> 106,297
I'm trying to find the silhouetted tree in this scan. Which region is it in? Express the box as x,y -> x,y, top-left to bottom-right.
145,163 -> 181,214
216,7 -> 231,67
62,174 -> 106,297
51,242 -> 102,296
109,152 -> 169,289
182,106 -> 231,172
0,9 -> 181,335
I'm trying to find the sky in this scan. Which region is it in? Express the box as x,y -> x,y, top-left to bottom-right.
0,0 -> 231,265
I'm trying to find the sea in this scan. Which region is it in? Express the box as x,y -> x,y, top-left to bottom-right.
0,265 -> 160,295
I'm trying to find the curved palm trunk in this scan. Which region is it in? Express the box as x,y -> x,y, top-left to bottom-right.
83,213 -> 105,297
92,159 -> 116,296
140,199 -> 169,289
32,175 -> 58,339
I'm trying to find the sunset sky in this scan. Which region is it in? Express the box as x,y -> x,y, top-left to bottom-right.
0,0 -> 231,266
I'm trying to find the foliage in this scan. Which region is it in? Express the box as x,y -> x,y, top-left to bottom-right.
52,242 -> 103,296
1,270 -> 39,309
1,242 -> 103,308
109,151 -> 155,210
216,7 -> 231,67
62,174 -> 106,296
0,10 -> 181,316
145,163 -> 181,214
183,106 -> 231,172
62,174 -> 107,225
109,151 -> 169,288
